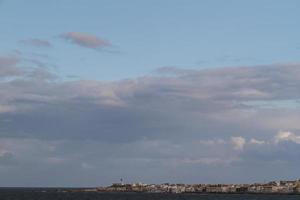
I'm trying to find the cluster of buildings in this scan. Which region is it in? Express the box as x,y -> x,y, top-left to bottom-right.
91,180 -> 300,194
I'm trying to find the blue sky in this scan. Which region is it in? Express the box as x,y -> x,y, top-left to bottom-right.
1,0 -> 300,187
1,0 -> 300,80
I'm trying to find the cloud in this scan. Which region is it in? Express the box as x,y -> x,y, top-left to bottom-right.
0,54 -> 56,81
231,137 -> 246,151
0,152 -> 15,166
1,63 -> 300,140
0,105 -> 16,113
19,38 -> 52,48
60,32 -> 111,50
0,56 -> 23,78
27,67 -> 57,80
249,138 -> 265,145
197,139 -> 226,146
1,63 -> 300,185
274,131 -> 300,144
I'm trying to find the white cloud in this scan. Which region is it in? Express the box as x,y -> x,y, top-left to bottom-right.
274,131 -> 300,144
231,137 -> 246,151
249,138 -> 265,145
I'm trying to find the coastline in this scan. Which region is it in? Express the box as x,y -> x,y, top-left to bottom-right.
2,188 -> 300,195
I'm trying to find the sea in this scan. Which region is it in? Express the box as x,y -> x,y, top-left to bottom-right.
0,188 -> 299,200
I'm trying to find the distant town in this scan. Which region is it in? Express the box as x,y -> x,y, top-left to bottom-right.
73,179 -> 300,194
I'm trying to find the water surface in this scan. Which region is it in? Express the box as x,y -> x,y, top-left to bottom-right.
0,189 -> 299,200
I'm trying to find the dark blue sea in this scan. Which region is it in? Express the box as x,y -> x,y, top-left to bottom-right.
0,189 -> 299,200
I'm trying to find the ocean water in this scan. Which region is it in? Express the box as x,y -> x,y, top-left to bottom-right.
0,189 -> 299,200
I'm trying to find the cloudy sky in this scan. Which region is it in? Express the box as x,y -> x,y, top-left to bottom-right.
1,0 -> 300,187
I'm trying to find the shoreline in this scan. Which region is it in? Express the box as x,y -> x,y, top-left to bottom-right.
1,188 -> 300,195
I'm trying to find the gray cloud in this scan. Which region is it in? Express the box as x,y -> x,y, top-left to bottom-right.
0,152 -> 15,166
0,56 -> 23,78
1,63 -> 300,186
19,38 -> 52,48
0,54 -> 56,80
60,32 -> 111,50
1,63 -> 300,139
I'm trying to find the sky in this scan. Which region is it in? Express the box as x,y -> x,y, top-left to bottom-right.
0,0 -> 300,187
